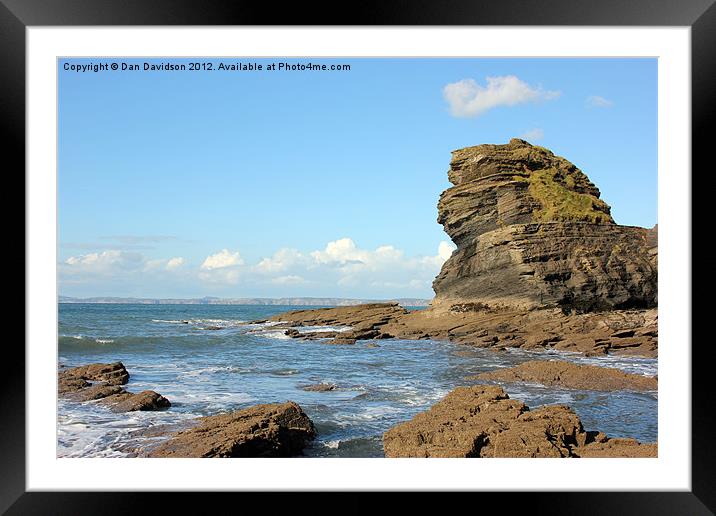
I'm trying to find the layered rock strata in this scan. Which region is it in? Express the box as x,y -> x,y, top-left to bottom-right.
58,362 -> 171,412
148,402 -> 316,458
383,385 -> 656,458
433,139 -> 657,312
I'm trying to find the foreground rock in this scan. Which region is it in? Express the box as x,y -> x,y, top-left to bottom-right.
433,138 -> 657,312
58,362 -> 170,412
383,385 -> 656,458
148,401 -> 316,457
470,360 -> 657,391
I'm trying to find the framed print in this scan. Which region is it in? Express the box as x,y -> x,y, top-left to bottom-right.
5,0 -> 714,513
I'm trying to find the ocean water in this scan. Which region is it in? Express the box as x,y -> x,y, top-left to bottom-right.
58,303 -> 658,458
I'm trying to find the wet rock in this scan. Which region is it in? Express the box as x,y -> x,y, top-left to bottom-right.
383,385 -> 655,458
327,338 -> 357,345
470,360 -> 657,391
344,328 -> 381,340
58,376 -> 90,394
65,384 -> 125,401
201,326 -> 224,331
301,383 -> 337,392
58,362 -> 170,413
148,401 -> 316,458
104,390 -> 171,412
298,331 -> 340,340
284,329 -> 301,338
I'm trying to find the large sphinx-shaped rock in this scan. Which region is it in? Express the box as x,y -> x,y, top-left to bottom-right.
433,139 -> 657,312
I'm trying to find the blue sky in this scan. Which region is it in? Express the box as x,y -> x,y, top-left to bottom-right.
58,58 -> 657,299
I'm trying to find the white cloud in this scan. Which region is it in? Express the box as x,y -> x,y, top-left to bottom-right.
198,268 -> 241,285
61,239 -> 460,297
64,250 -> 186,276
443,75 -> 560,118
64,250 -> 144,272
255,248 -> 306,274
310,238 -> 368,265
166,257 -> 185,270
200,249 -> 244,270
520,128 -> 545,141
437,241 -> 456,262
420,241 -> 457,268
586,95 -> 614,108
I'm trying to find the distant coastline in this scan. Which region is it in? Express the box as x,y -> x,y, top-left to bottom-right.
58,296 -> 431,307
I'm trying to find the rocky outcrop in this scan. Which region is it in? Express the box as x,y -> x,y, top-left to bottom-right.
266,302 -> 658,357
148,402 -> 316,458
58,362 -> 129,390
270,302 -> 406,330
432,139 -> 657,312
59,362 -> 170,412
263,140 -> 658,357
383,385 -> 656,458
470,360 -> 657,391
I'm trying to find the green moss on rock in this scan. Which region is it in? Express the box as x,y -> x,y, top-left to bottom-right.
527,168 -> 613,224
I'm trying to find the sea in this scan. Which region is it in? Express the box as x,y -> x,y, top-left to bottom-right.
57,303 -> 658,458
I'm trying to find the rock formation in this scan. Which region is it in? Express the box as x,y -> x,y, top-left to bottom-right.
59,362 -> 171,412
148,401 -> 316,457
383,385 -> 656,458
432,139 -> 657,312
266,302 -> 658,357
469,360 -> 657,391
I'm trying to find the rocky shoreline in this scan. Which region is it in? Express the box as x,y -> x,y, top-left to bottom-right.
58,140 -> 658,458
59,360 -> 656,458
258,302 -> 657,358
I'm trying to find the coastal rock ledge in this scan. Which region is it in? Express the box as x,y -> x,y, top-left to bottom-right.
383,385 -> 656,458
148,401 -> 316,458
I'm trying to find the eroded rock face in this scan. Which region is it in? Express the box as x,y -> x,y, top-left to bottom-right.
383,385 -> 656,458
148,401 -> 316,458
433,139 -> 657,312
470,360 -> 657,391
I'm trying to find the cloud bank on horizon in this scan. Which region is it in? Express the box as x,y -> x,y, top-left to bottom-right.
59,238 -> 457,298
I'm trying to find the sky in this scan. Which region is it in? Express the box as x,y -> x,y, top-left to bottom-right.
58,57 -> 657,299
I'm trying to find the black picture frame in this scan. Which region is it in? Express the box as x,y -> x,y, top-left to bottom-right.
5,0 -> 713,513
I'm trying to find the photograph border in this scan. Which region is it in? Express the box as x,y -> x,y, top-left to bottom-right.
6,0 -> 713,513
